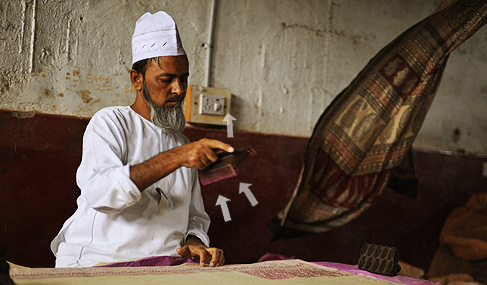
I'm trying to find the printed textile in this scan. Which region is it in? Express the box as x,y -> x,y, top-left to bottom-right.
271,0 -> 487,237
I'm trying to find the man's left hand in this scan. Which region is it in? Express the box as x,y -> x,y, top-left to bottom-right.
177,236 -> 225,267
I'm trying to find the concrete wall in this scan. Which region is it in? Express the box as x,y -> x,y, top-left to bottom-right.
1,0 -> 486,153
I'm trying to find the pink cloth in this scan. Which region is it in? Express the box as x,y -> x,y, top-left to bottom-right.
259,254 -> 438,284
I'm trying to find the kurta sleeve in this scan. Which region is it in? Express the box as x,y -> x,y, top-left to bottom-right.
185,167 -> 211,247
76,111 -> 141,213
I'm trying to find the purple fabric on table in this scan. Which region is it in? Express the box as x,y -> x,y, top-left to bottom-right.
257,253 -> 296,262
98,256 -> 196,267
314,262 -> 440,285
100,253 -> 290,268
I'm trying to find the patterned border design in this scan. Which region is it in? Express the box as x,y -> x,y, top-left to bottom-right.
10,260 -> 349,281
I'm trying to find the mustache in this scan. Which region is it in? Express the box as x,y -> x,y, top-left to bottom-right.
164,94 -> 185,104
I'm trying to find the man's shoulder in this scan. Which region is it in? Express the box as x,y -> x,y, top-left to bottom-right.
87,106 -> 135,131
93,106 -> 131,119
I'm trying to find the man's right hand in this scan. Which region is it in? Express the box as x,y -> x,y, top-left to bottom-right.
130,138 -> 233,191
175,139 -> 234,170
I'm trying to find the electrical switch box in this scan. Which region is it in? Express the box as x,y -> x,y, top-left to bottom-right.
184,85 -> 231,126
199,94 -> 225,115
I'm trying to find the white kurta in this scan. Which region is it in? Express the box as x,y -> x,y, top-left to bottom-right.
51,106 -> 210,268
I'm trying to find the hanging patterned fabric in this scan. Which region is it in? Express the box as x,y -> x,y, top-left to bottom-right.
270,0 -> 487,238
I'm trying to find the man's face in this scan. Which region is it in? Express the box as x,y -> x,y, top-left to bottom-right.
142,55 -> 189,132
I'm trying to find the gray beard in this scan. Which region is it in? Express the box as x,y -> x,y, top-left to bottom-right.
142,81 -> 186,133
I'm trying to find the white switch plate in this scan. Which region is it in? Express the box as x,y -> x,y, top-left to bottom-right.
184,85 -> 231,126
199,93 -> 225,115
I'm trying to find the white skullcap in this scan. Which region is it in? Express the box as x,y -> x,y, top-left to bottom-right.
131,11 -> 186,64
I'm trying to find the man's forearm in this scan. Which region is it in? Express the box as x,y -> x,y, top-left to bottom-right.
130,149 -> 182,191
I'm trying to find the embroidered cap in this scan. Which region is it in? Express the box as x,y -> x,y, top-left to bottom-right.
132,11 -> 186,64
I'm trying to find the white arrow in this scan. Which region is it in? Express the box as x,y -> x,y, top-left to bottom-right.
215,195 -> 231,222
223,113 -> 236,138
239,183 -> 258,207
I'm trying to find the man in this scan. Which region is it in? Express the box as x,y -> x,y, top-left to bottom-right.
51,11 -> 233,268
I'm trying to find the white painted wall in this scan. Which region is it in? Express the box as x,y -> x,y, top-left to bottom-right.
1,0 -> 486,153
